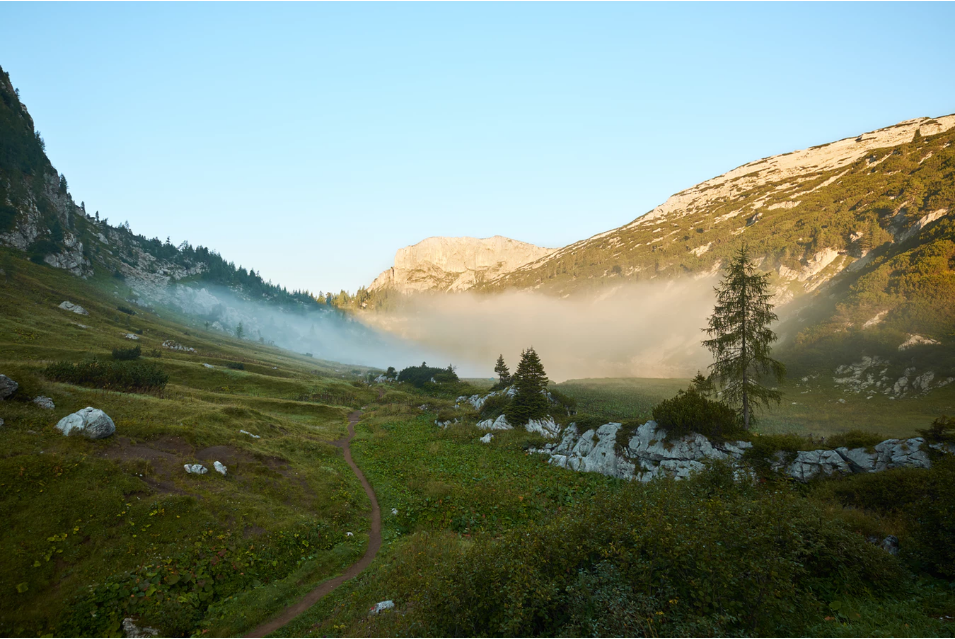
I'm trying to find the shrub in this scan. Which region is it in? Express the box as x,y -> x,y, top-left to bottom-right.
224,361 -> 244,370
111,345 -> 141,361
478,394 -> 510,421
825,429 -> 885,451
743,432 -> 814,477
145,349 -> 162,358
917,415 -> 955,445
651,387 -> 742,441
44,359 -> 168,392
397,363 -> 458,388
116,305 -> 136,315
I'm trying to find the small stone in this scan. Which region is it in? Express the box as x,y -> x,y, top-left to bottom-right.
0,374 -> 19,400
240,429 -> 261,439
346,532 -> 354,537
370,600 -> 395,615
881,535 -> 900,555
184,464 -> 207,474
480,433 -> 493,444
33,396 -> 55,410
202,363 -> 214,369
213,461 -> 227,475
123,333 -> 140,340
55,407 -> 116,439
122,617 -> 159,638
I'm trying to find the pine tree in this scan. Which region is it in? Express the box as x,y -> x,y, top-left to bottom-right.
493,354 -> 511,388
702,244 -> 785,429
507,347 -> 549,425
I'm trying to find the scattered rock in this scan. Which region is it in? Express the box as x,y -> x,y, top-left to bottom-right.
0,418 -> 4,427
391,508 -> 398,515
370,600 -> 395,615
55,407 -> 116,439
123,333 -> 140,340
346,532 -> 354,537
122,617 -> 159,638
239,430 -> 261,439
899,334 -> 940,351
0,374 -> 19,400
162,340 -> 196,352
184,464 -> 207,474
33,396 -> 55,410
58,301 -> 89,315
435,418 -> 459,428
74,323 -> 89,329
881,535 -> 900,555
202,363 -> 214,369
213,461 -> 227,475
480,433 -> 493,444
476,414 -> 512,431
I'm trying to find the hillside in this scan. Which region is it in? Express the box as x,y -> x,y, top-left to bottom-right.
368,235 -> 554,295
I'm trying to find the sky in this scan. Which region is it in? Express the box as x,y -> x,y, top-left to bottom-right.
1,3 -> 954,294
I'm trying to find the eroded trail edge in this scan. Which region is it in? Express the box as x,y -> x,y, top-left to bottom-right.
245,411 -> 381,637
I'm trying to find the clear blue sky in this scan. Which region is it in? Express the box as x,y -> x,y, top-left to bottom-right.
2,3 -> 953,293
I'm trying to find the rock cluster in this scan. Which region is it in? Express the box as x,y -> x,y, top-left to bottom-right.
184,464 -> 207,475
534,420 -> 950,483
58,301 -> 88,315
476,414 -> 513,431
162,340 -> 196,352
55,407 -> 116,439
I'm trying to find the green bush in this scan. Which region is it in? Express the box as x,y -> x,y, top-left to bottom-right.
742,432 -> 814,477
224,361 -> 244,370
917,415 -> 955,445
44,359 -> 168,392
116,305 -> 136,315
825,430 -> 886,451
111,345 -> 141,361
478,393 -> 510,421
651,387 -> 743,441
398,363 -> 458,388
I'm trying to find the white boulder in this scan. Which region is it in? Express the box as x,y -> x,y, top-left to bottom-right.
480,433 -> 493,444
370,600 -> 395,615
58,301 -> 89,315
525,417 -> 561,439
476,414 -> 512,431
184,464 -> 207,474
55,407 -> 116,439
213,461 -> 227,475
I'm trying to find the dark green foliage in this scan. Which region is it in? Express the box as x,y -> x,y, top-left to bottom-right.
917,415 -> 955,445
493,354 -> 511,389
224,361 -> 244,370
391,470 -> 906,637
397,362 -> 459,388
742,432 -> 815,476
546,387 -> 577,414
651,386 -> 742,441
703,244 -> 786,429
116,305 -> 136,315
111,345 -> 141,361
478,393 -> 510,421
44,359 -> 168,392
145,349 -> 162,358
825,429 -> 885,451
507,348 -> 549,425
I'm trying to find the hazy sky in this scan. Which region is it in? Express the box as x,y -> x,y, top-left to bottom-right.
2,3 -> 953,293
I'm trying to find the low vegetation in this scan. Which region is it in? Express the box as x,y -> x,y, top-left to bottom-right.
44,358 -> 168,392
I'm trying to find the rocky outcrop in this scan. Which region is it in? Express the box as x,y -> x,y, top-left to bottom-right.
534,419 -> 948,483
369,236 -> 555,294
55,407 -> 116,439
476,414 -> 513,431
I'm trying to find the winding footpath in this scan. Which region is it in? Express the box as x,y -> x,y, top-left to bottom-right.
245,411 -> 382,637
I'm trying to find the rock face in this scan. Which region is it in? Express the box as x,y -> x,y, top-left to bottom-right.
58,301 -> 88,315
122,617 -> 159,638
534,420 -> 946,483
55,407 -> 116,439
0,374 -> 18,400
368,236 -> 555,294
476,414 -> 513,431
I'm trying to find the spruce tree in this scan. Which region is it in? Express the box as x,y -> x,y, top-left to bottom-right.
702,244 -> 785,429
507,347 -> 549,425
493,354 -> 511,388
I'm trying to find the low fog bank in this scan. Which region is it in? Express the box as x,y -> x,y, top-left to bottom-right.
131,283 -> 448,371
360,279 -> 721,382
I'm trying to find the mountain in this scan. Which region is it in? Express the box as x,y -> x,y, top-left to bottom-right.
368,235 -> 554,294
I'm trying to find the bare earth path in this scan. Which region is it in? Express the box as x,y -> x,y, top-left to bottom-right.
245,411 -> 381,637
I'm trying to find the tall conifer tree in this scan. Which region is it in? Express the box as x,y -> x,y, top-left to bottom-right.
508,347 -> 549,424
494,354 -> 511,387
702,245 -> 785,429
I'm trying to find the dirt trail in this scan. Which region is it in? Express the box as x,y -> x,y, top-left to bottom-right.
245,411 -> 381,637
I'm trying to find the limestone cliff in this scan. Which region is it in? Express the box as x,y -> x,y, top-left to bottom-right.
369,236 -> 554,294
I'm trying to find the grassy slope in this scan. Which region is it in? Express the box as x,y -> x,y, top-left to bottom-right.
0,250 -> 384,636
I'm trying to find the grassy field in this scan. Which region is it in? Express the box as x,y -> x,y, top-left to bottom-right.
555,377 -> 955,440
0,250 -> 386,636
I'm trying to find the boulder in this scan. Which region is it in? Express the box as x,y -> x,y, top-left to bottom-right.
881,535 -> 900,555
213,461 -> 227,475
202,363 -> 214,369
370,600 -> 395,615
786,449 -> 850,481
476,414 -> 512,431
55,407 -> 116,439
525,417 -> 561,439
480,433 -> 493,444
58,301 -> 89,315
0,374 -> 18,400
33,396 -> 55,410
184,464 -> 207,474
123,333 -> 140,340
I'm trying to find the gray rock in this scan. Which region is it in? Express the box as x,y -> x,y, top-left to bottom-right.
55,407 -> 116,439
202,363 -> 214,369
123,333 -> 140,340
240,429 -> 261,439
184,464 -> 207,474
370,600 -> 395,615
0,374 -> 18,400
477,414 -> 513,431
213,461 -> 227,475
122,617 -> 159,638
479,433 -> 493,444
33,396 -> 55,410
58,301 -> 89,315
881,535 -> 900,555
786,449 -> 850,481
0,417 -> 4,427
525,417 -> 561,439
